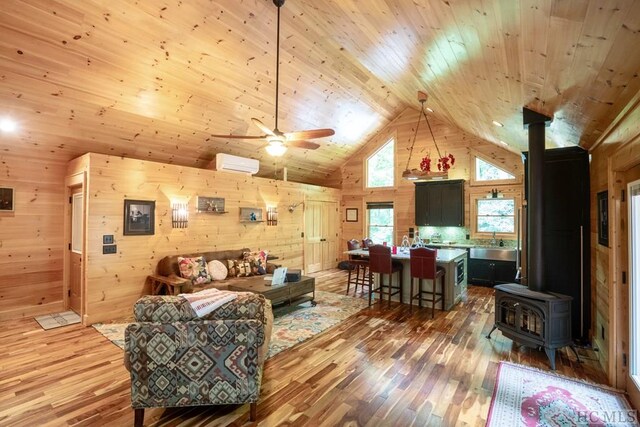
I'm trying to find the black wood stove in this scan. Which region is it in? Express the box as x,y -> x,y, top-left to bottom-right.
486,108 -> 579,370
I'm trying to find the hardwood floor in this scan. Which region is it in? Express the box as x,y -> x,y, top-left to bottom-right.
0,270 -> 607,426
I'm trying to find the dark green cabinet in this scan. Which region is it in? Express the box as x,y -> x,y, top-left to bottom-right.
468,259 -> 517,286
415,180 -> 464,226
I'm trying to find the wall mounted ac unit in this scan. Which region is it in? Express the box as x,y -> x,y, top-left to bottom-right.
215,153 -> 259,175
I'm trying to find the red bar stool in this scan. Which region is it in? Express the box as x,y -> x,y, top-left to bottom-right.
409,247 -> 445,318
346,239 -> 371,296
368,245 -> 402,307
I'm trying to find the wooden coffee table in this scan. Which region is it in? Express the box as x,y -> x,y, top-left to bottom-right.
228,275 -> 316,307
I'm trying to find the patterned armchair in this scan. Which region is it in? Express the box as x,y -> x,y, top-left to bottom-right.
124,292 -> 272,426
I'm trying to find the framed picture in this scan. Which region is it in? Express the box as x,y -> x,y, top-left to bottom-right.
0,187 -> 14,212
597,191 -> 608,247
124,199 -> 155,236
346,208 -> 358,222
197,196 -> 225,213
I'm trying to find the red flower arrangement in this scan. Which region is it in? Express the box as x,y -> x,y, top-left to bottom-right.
420,153 -> 455,173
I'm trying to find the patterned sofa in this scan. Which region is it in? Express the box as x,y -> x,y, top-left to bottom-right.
153,247 -> 278,294
124,292 -> 273,426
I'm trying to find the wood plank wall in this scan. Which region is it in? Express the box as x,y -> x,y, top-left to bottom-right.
589,96 -> 640,382
338,107 -> 523,245
589,143 -> 615,376
0,154 -> 67,320
75,153 -> 340,325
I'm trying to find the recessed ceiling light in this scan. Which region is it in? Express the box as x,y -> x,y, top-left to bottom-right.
492,120 -> 503,127
499,140 -> 508,146
426,107 -> 434,113
0,118 -> 17,133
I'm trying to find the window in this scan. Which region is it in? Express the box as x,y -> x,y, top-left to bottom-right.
476,198 -> 515,233
475,157 -> 515,181
367,202 -> 394,244
366,138 -> 394,188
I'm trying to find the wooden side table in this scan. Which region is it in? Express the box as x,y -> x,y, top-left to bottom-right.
147,274 -> 190,295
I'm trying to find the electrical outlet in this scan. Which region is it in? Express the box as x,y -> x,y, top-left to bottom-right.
103,244 -> 117,254
103,235 -> 114,244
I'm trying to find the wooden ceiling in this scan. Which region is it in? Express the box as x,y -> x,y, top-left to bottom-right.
1,0 -> 640,184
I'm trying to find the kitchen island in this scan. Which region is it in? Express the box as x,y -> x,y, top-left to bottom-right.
346,248 -> 467,310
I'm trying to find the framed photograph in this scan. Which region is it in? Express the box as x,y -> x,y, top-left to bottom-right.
346,208 -> 358,222
124,199 -> 155,236
0,187 -> 14,212
197,196 -> 225,213
597,191 -> 608,247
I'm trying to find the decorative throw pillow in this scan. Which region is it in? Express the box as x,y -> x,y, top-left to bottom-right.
244,250 -> 268,275
207,260 -> 228,281
178,256 -> 212,285
226,259 -> 253,277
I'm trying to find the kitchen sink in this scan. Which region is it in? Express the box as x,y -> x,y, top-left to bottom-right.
470,247 -> 517,262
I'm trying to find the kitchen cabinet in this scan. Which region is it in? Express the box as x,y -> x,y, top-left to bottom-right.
415,180 -> 464,226
468,259 -> 517,286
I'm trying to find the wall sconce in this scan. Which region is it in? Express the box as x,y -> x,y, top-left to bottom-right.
288,202 -> 302,213
172,203 -> 189,228
266,207 -> 278,226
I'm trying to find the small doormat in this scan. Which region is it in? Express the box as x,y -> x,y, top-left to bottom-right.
487,361 -> 636,426
34,311 -> 81,330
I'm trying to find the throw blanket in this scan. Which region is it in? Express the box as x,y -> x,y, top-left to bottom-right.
178,288 -> 238,317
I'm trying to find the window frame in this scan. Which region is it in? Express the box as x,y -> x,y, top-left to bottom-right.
364,136 -> 396,190
469,190 -> 521,239
366,202 -> 395,245
469,152 -> 521,187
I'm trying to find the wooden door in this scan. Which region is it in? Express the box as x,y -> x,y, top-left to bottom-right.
305,201 -> 338,273
69,187 -> 83,314
305,201 -> 323,273
321,202 -> 338,271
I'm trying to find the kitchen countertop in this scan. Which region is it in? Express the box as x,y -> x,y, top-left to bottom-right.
426,242 -> 476,248
346,248 -> 467,263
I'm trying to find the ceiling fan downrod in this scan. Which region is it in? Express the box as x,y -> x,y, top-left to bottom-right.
273,0 -> 285,134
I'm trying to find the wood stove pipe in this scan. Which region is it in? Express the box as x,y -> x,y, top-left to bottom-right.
523,107 -> 552,293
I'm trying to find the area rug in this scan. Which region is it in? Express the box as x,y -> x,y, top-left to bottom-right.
487,361 -> 636,426
34,311 -> 81,330
93,290 -> 369,359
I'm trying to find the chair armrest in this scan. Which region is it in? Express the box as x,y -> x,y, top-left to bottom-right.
133,292 -> 268,324
125,319 -> 263,408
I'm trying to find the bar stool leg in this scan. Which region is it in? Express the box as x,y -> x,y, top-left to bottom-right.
368,270 -> 373,306
431,278 -> 436,319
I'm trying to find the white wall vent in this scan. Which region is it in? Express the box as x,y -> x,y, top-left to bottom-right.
215,153 -> 259,175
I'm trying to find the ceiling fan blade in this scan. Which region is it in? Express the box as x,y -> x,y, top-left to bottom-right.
210,134 -> 267,139
285,128 -> 335,140
288,140 -> 321,150
251,118 -> 276,136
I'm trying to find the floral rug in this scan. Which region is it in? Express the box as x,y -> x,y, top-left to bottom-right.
487,362 -> 636,426
93,290 -> 368,359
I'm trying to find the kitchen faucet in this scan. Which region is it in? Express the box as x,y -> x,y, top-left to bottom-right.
490,231 -> 497,247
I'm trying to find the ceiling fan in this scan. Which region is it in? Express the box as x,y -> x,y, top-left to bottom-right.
210,0 -> 335,157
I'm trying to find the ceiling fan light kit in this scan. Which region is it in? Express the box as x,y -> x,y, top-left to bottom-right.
210,0 -> 334,160
265,139 -> 287,157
